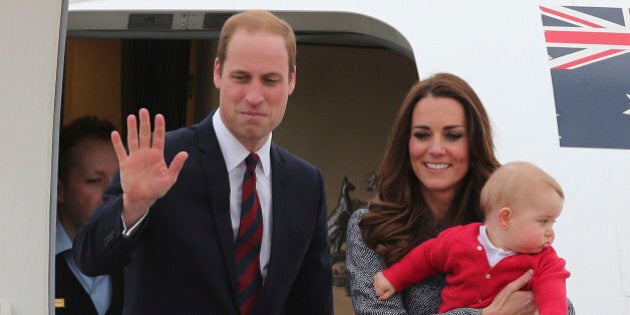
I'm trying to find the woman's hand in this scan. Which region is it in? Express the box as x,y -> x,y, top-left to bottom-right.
482,269 -> 538,315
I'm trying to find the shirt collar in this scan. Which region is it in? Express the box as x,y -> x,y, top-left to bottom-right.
56,220 -> 73,255
478,225 -> 516,257
213,110 -> 271,179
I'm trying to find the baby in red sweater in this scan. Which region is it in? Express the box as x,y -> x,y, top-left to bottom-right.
374,161 -> 570,314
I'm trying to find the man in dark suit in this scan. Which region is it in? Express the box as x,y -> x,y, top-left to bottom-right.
55,116 -> 123,315
73,10 -> 333,315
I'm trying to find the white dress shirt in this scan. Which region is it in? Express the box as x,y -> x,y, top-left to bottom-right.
477,225 -> 517,267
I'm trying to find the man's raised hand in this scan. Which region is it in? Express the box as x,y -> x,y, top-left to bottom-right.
111,108 -> 188,227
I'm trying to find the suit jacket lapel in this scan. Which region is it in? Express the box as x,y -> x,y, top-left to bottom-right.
256,144 -> 290,308
196,115 -> 239,296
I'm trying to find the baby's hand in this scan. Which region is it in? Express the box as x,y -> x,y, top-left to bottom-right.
373,271 -> 396,301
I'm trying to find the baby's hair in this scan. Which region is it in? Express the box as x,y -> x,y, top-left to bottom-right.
480,161 -> 564,216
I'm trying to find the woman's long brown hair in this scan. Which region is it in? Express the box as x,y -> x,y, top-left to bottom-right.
360,73 -> 500,266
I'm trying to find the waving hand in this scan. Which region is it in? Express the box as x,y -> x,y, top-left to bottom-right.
111,108 -> 188,227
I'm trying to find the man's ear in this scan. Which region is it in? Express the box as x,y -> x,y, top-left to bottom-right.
57,179 -> 64,204
288,66 -> 297,95
497,207 -> 512,229
213,57 -> 222,89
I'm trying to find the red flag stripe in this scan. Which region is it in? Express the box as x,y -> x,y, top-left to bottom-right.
540,6 -> 604,28
553,49 -> 624,69
546,30 -> 630,46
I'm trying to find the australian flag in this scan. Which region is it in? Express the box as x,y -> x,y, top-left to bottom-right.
541,5 -> 630,150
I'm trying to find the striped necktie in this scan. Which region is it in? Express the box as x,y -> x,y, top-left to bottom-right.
235,152 -> 263,315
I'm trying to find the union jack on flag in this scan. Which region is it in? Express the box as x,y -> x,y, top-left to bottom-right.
541,5 -> 630,69
541,5 -> 630,150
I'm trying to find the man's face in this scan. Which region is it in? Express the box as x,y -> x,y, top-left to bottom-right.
214,30 -> 296,151
58,138 -> 118,237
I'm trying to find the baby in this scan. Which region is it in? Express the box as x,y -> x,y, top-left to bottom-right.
374,161 -> 570,314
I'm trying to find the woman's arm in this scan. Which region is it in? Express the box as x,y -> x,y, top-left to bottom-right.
347,209 -> 479,315
346,209 -> 409,314
347,209 -> 485,315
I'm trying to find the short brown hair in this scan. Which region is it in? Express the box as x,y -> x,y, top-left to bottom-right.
217,10 -> 296,73
59,115 -> 116,181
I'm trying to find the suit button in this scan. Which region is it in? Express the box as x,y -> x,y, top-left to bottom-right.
104,231 -> 115,245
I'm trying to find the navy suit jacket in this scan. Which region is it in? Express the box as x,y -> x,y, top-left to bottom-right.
55,253 -> 123,315
73,115 -> 333,314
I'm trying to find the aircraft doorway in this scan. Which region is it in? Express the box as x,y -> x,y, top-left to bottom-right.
61,10 -> 419,314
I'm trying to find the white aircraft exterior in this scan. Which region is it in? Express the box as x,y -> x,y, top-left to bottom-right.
2,0 -> 629,314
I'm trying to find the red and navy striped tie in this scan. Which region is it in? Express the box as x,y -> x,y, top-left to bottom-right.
235,153 -> 263,315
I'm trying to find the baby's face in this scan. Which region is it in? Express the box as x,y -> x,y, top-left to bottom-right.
503,188 -> 564,254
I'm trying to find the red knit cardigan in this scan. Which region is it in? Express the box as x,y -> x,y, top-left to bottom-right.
382,222 -> 570,314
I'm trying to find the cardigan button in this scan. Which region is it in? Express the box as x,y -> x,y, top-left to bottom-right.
476,246 -> 483,251
485,274 -> 491,279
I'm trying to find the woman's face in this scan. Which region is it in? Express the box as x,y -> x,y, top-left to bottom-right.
408,95 -> 470,199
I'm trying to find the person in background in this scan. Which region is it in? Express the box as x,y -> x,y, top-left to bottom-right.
73,10 -> 333,315
55,115 -> 122,315
374,161 -> 570,314
346,72 -> 575,314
